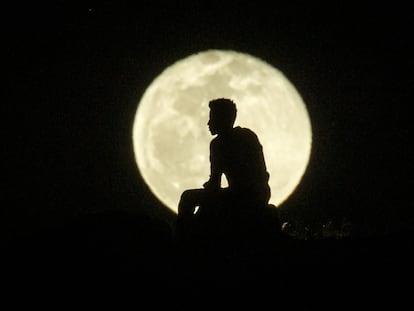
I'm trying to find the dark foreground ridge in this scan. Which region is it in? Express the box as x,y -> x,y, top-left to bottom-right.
3,207 -> 413,305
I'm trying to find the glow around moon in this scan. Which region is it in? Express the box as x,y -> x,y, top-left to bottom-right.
132,49 -> 312,214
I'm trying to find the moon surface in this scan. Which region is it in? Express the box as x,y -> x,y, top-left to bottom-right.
132,49 -> 312,214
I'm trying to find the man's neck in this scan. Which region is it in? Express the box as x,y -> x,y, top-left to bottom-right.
217,127 -> 233,137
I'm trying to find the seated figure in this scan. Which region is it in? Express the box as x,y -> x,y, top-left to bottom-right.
176,98 -> 272,240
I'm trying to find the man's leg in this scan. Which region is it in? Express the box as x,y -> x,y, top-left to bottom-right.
176,188 -> 208,247
177,188 -> 207,218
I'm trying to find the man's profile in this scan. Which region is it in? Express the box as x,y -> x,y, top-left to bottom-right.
177,98 -> 271,222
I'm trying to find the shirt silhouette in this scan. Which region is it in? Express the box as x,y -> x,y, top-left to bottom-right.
178,98 -> 271,220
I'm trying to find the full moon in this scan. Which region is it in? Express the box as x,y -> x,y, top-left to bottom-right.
132,49 -> 312,214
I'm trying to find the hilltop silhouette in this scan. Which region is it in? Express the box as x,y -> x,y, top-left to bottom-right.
2,198 -> 413,306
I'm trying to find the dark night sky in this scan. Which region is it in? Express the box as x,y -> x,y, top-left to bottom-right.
3,1 -> 413,237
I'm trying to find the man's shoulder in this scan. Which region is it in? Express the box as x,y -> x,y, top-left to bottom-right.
233,126 -> 258,139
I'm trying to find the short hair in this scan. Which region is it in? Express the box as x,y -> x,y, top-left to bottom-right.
208,98 -> 237,125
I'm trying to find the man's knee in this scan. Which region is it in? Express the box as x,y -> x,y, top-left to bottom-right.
178,189 -> 202,216
180,189 -> 195,201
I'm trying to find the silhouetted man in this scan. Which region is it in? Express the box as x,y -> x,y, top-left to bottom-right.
178,98 -> 271,221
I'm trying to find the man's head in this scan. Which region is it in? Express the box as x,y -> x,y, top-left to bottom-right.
208,98 -> 237,135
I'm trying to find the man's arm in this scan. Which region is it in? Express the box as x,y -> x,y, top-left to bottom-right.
203,139 -> 221,191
